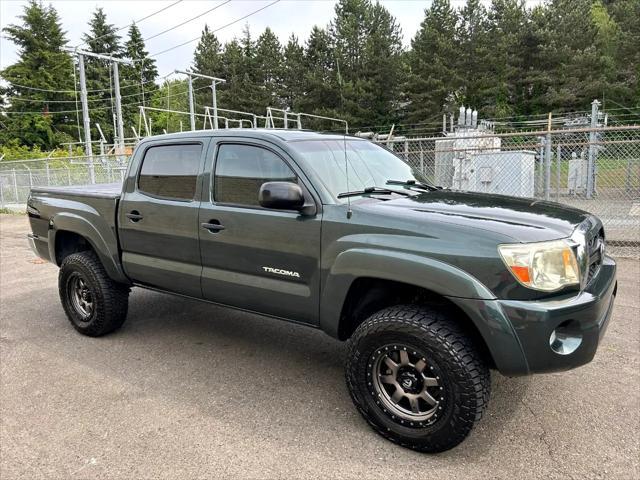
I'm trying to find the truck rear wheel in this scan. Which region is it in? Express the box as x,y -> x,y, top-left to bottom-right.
345,305 -> 490,453
58,251 -> 130,337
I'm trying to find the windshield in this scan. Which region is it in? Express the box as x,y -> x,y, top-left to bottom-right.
289,139 -> 429,201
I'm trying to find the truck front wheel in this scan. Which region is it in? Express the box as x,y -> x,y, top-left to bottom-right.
58,251 -> 130,336
345,305 -> 490,453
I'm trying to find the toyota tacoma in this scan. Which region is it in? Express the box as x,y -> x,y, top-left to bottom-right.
26,130 -> 617,452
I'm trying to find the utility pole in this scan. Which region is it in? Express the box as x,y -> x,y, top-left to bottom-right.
175,70 -> 226,130
77,54 -> 92,158
586,99 -> 600,199
66,48 -> 133,157
187,74 -> 195,130
112,61 -> 125,152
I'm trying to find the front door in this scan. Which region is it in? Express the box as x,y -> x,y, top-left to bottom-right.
198,140 -> 322,324
119,139 -> 207,297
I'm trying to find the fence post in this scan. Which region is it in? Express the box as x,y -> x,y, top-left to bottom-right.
544,113 -> 552,201
88,156 -> 96,184
537,138 -> 544,197
46,160 -> 51,186
586,100 -> 599,199
404,139 -> 409,161
66,164 -> 71,185
0,175 -> 4,208
12,169 -> 18,202
556,145 -> 561,202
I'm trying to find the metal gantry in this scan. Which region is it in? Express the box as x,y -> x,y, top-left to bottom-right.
66,48 -> 134,182
174,70 -> 226,130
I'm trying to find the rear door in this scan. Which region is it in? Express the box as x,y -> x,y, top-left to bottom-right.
198,139 -> 322,324
118,138 -> 208,297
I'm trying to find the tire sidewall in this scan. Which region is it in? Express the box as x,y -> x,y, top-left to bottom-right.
59,254 -> 107,334
346,308 -> 489,452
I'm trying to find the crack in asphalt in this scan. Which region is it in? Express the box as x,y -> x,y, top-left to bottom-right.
520,398 -> 578,480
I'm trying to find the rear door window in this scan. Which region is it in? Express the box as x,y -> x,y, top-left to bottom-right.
138,143 -> 202,201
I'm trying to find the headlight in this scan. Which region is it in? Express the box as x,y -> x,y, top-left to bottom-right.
498,239 -> 580,292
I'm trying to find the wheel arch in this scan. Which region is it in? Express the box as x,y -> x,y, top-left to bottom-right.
49,213 -> 129,284
319,248 -> 529,375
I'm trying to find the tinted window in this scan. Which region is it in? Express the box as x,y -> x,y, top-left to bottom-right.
214,144 -> 296,206
138,144 -> 202,200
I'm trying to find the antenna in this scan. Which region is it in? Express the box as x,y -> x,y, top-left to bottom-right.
343,133 -> 352,219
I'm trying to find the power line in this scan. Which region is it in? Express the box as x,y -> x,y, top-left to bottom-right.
5,72 -> 174,95
0,85 -> 212,115
74,0 -> 184,48
143,0 -> 231,43
147,0 -> 281,59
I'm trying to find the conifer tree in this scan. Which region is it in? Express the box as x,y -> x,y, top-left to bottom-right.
1,0 -> 74,148
405,0 -> 460,123
81,8 -> 122,142
122,23 -> 157,132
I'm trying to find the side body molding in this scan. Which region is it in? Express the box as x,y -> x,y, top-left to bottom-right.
49,211 -> 129,284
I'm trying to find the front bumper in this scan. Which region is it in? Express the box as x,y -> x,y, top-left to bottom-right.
497,255 -> 617,375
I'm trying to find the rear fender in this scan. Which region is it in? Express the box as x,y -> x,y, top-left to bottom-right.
49,211 -> 128,284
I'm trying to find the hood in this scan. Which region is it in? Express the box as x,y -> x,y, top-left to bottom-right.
360,190 -> 590,242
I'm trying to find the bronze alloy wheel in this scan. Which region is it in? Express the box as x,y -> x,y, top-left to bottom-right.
368,344 -> 443,427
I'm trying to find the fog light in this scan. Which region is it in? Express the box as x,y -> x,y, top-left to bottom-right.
549,320 -> 583,355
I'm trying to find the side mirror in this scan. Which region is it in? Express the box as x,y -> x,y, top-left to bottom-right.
259,181 -> 305,211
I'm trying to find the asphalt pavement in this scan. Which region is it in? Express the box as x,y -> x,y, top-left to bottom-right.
1,214 -> 638,479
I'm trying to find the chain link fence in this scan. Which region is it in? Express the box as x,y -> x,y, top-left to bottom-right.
0,155 -> 129,208
1,125 -> 638,257
378,125 -> 640,257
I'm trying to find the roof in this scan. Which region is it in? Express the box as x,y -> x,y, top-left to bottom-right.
140,129 -> 363,143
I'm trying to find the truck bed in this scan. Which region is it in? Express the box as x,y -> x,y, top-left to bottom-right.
27,183 -> 122,274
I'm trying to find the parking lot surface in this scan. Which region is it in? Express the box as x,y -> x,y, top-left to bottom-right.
1,214 -> 638,479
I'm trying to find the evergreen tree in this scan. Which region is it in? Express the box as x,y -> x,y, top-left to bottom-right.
281,35 -> 306,110
122,23 -> 157,132
457,0 -> 491,112
361,1 -> 404,127
301,26 -> 340,125
327,0 -> 403,129
81,7 -> 122,142
192,24 -> 223,114
484,0 -> 529,117
1,0 -> 75,148
254,27 -> 284,108
148,78 -> 190,134
405,0 -> 461,123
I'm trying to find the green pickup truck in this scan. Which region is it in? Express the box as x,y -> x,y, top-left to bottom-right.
27,130 -> 617,452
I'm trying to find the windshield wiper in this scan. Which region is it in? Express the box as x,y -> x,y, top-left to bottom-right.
386,179 -> 440,191
337,186 -> 413,199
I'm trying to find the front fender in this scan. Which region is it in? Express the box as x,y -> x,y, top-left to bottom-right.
320,248 -> 495,336
318,248 -> 529,374
49,211 -> 128,284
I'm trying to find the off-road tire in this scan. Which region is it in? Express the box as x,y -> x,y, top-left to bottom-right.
58,251 -> 130,336
345,304 -> 490,453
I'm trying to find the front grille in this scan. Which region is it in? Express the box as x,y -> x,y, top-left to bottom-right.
586,227 -> 605,285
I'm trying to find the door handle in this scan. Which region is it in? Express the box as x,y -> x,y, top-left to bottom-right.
201,221 -> 225,233
126,211 -> 144,222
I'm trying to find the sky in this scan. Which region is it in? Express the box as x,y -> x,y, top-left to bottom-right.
0,0 -> 434,79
